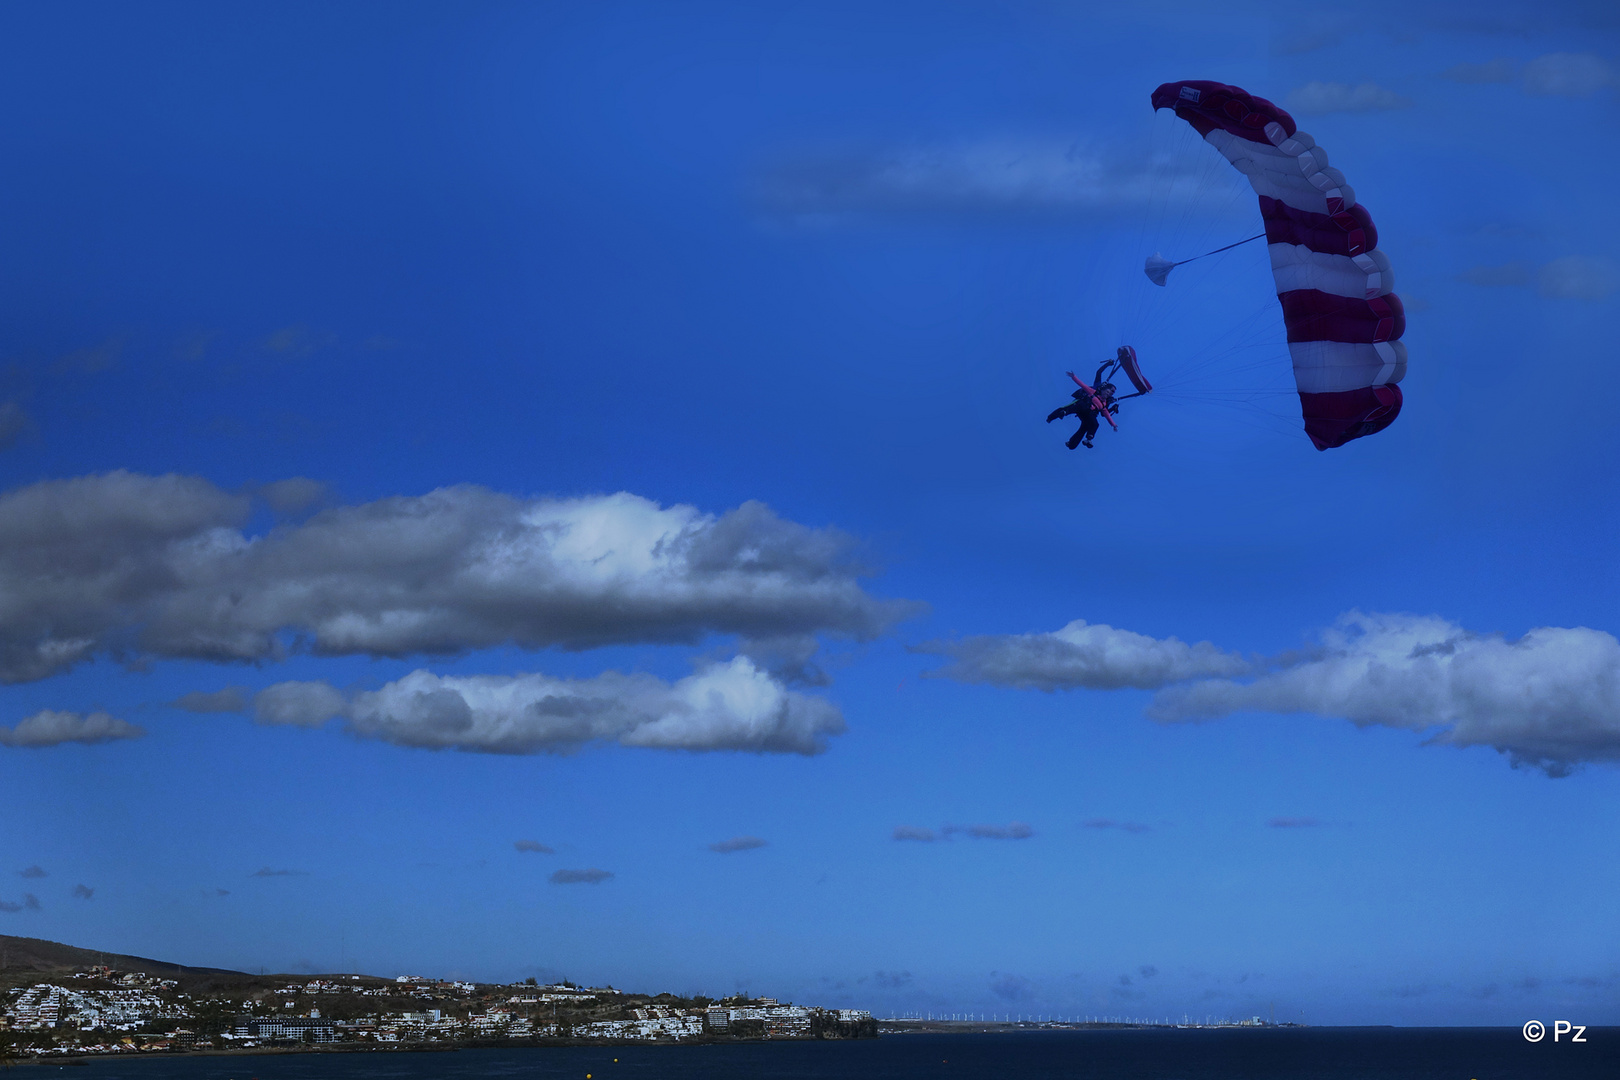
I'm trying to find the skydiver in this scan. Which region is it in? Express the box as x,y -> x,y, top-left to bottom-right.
1046,347 -> 1148,450
1047,353 -> 1122,449
1046,380 -> 1116,449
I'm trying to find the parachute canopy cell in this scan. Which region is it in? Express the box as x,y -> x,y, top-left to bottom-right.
1150,80 -> 1406,450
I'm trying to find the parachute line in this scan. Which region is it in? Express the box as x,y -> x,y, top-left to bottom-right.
1144,232 -> 1266,286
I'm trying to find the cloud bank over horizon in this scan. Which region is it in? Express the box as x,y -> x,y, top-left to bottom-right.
0,471 -> 919,686
925,611 -> 1620,774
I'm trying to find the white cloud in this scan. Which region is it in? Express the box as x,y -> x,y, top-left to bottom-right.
254,681 -> 348,728
1522,52 -> 1614,97
944,822 -> 1033,840
1459,261 -> 1532,287
757,138 -> 1226,217
1459,257 -> 1617,300
1537,256 -> 1620,300
930,611 -> 1620,774
0,710 -> 144,748
892,826 -> 936,842
1442,58 -> 1519,83
1147,612 -> 1620,775
918,619 -> 1249,691
1285,81 -> 1412,115
551,868 -> 612,885
257,477 -> 329,515
709,836 -> 768,854
1272,23 -> 1349,56
0,402 -> 31,451
0,472 -> 917,684
1083,819 -> 1151,833
251,656 -> 844,756
172,687 -> 250,713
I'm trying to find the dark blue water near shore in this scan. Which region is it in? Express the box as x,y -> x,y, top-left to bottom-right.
36,1029 -> 1619,1080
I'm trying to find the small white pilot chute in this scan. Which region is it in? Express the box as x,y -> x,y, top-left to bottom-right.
1144,253 -> 1176,286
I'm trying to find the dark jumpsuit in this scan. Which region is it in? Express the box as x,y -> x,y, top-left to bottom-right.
1047,364 -> 1118,449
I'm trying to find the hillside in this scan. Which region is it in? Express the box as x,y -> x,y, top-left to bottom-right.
1,934 -> 254,993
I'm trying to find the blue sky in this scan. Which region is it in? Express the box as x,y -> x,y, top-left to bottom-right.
2,0 -> 1618,1026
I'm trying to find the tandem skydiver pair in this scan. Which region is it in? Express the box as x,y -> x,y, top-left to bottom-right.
1046,346 -> 1152,450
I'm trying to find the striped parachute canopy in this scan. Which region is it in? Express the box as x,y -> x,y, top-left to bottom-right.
1151,80 -> 1405,450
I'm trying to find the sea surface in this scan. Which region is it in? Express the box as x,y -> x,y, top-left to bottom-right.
25,1029 -> 1619,1080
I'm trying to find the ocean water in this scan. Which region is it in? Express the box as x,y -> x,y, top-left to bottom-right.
32,1029 -> 1619,1080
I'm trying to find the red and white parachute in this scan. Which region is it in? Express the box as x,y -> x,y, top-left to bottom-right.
1150,80 -> 1405,450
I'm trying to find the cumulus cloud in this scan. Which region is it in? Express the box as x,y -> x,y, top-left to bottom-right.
1285,81 -> 1412,114
1272,24 -> 1348,56
932,610 -> 1620,774
736,633 -> 830,687
918,619 -> 1249,691
0,472 -> 914,685
944,822 -> 1034,840
892,826 -> 937,842
709,835 -> 768,854
251,656 -> 843,756
550,868 -> 612,885
258,477 -> 329,515
172,687 -> 249,713
1148,611 -> 1620,775
254,681 -> 348,728
514,840 -> 555,854
249,867 -> 305,877
72,884 -> 94,899
1522,52 -> 1614,97
1442,58 -> 1520,83
0,894 -> 41,912
18,866 -> 46,878
0,401 -> 33,450
1267,817 -> 1322,828
1083,819 -> 1152,833
1537,256 -> 1620,300
1460,257 -> 1618,299
758,138 -> 1232,218
0,710 -> 144,748
1459,261 -> 1533,287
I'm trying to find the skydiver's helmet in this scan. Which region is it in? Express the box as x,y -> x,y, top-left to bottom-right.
1098,382 -> 1116,397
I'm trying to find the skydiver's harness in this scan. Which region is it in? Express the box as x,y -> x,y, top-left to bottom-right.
1061,355 -> 1148,429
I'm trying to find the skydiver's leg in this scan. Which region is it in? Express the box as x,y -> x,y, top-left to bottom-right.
1046,405 -> 1072,423
1066,427 -> 1084,450
1079,412 -> 1099,447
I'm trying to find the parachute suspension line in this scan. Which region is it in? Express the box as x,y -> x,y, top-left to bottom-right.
1144,232 -> 1267,286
